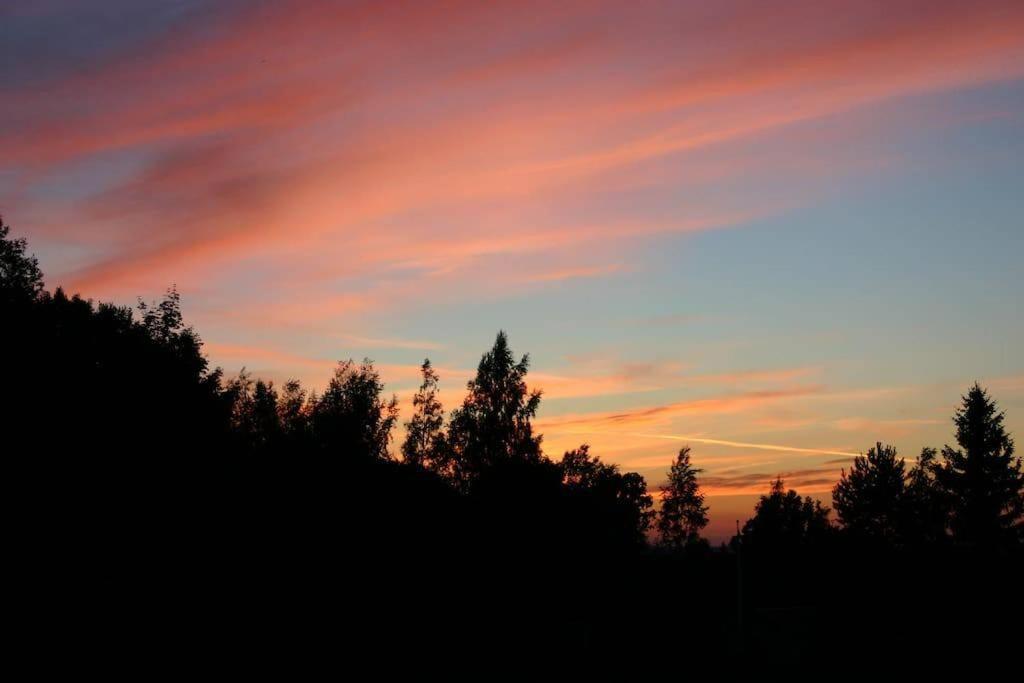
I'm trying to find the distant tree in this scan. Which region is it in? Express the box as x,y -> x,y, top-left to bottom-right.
0,217 -> 44,306
446,331 -> 543,485
560,444 -> 604,489
252,380 -> 280,442
137,287 -> 184,342
903,447 -> 948,545
310,359 -> 399,460
936,384 -> 1023,547
832,442 -> 907,544
741,478 -> 831,549
402,359 -> 447,471
617,471 -> 656,546
136,287 -> 209,379
277,379 -> 311,439
226,370 -> 281,451
560,444 -> 655,547
657,446 -> 709,549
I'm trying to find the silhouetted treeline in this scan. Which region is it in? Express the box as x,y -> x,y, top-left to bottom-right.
3,219 -> 1022,677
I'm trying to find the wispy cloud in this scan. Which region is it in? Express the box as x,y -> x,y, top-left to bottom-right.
537,386 -> 825,431
335,334 -> 444,351
8,0 -> 1023,307
524,264 -> 623,283
697,465 -> 843,495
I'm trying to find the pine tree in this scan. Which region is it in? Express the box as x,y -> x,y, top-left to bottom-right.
657,446 -> 709,549
937,384 -> 1023,547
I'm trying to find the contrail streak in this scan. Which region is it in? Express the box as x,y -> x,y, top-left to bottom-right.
558,429 -> 859,458
630,432 -> 859,458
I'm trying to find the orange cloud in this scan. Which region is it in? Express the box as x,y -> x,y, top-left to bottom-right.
697,466 -> 844,497
537,386 -> 825,431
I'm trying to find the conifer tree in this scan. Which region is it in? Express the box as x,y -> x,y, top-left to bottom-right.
937,384 -> 1023,547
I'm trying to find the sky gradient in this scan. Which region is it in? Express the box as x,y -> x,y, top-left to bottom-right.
3,0 -> 1022,541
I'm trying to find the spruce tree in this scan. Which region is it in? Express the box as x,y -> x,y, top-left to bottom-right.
937,384 -> 1022,547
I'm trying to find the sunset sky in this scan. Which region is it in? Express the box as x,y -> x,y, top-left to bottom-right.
3,0 -> 1022,541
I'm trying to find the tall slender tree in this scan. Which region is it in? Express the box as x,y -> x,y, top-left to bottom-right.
402,359 -> 446,471
657,446 -> 709,549
936,384 -> 1023,547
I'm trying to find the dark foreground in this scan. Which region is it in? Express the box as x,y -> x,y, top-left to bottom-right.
3,221 -> 1021,678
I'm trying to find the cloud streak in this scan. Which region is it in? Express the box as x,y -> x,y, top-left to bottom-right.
7,0 -> 1023,304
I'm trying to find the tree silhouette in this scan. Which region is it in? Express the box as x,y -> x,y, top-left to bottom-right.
560,444 -> 655,547
560,444 -> 606,488
227,371 -> 282,452
0,217 -> 43,305
446,331 -> 543,485
832,442 -> 908,545
310,359 -> 399,460
402,359 -> 447,472
135,286 -> 216,384
277,378 -> 312,442
903,447 -> 948,545
741,478 -> 832,549
657,446 -> 709,549
936,384 -> 1023,547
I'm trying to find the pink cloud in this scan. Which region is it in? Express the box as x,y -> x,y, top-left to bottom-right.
8,0 -> 1022,306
